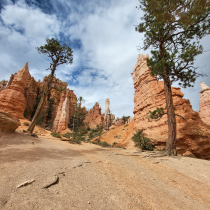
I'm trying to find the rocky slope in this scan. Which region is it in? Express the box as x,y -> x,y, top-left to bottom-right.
132,54 -> 210,159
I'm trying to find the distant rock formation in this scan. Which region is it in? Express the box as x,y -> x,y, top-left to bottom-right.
112,117 -> 124,126
132,54 -> 210,159
199,81 -> 210,125
85,102 -> 104,128
0,63 -> 29,119
0,80 -> 8,92
104,99 -> 110,119
0,111 -> 21,132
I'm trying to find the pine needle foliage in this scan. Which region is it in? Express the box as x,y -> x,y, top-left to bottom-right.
132,130 -> 153,151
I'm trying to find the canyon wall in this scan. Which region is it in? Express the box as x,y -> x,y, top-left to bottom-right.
199,81 -> 210,125
132,54 -> 210,159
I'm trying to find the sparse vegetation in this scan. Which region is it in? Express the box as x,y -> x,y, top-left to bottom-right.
51,131 -> 61,138
69,139 -> 81,144
23,122 -> 30,126
62,132 -> 72,139
92,139 -> 111,147
132,129 -> 153,151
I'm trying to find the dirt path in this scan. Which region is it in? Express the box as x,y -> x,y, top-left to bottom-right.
0,132 -> 210,210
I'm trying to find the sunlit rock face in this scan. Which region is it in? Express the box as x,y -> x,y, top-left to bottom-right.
199,81 -> 210,126
84,102 -> 104,129
132,54 -> 210,159
52,89 -> 77,133
0,63 -> 29,119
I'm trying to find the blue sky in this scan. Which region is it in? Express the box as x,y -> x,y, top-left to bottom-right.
0,0 -> 210,118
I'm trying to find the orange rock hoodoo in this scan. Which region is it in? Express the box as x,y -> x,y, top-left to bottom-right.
199,81 -> 210,125
0,63 -> 29,119
85,102 -> 104,128
132,54 -> 210,159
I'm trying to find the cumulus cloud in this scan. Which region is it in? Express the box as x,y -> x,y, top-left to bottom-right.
0,0 -> 209,118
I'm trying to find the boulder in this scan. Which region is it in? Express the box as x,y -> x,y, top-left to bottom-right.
0,111 -> 20,132
132,54 -> 210,159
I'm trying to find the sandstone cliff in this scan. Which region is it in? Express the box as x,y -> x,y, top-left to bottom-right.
0,63 -> 29,119
199,81 -> 210,125
132,54 -> 210,159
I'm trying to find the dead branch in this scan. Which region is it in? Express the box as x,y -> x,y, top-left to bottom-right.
139,79 -> 158,86
17,179 -> 35,188
155,93 -> 165,97
42,175 -> 59,189
175,114 -> 186,120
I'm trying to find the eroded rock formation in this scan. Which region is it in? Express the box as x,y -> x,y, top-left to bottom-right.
52,91 -> 72,133
132,54 -> 210,159
0,63 -> 29,119
85,102 -> 104,128
199,81 -> 210,125
0,111 -> 21,132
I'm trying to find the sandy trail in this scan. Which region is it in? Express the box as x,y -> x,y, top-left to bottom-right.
0,132 -> 210,210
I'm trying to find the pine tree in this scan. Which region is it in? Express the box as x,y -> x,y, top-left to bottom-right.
135,0 -> 210,155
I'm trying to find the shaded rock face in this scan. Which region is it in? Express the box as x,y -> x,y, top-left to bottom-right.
199,81 -> 210,125
0,111 -> 21,132
85,102 -> 104,128
24,75 -> 40,118
132,54 -> 210,159
0,63 -> 29,119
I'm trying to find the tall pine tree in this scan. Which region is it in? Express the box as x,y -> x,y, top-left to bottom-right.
135,0 -> 210,155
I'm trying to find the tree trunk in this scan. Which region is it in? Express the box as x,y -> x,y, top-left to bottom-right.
27,67 -> 56,133
159,40 -> 177,156
163,75 -> 177,156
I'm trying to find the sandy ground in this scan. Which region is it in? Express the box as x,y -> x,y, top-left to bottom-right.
0,130 -> 210,210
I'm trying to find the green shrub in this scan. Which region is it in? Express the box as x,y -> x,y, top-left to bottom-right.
92,139 -> 111,147
51,131 -> 61,138
132,129 -> 153,151
23,122 -> 30,126
69,139 -> 81,144
62,132 -> 72,139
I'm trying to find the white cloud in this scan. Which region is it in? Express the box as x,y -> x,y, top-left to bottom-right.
1,0 -> 209,118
